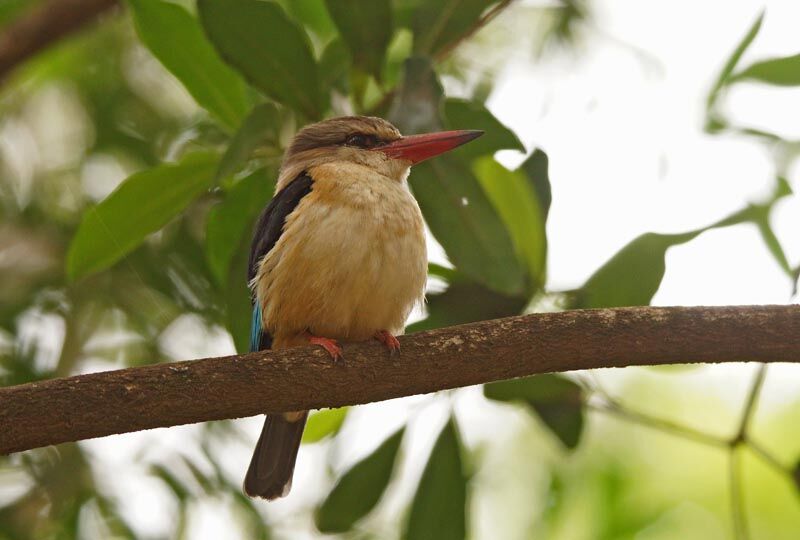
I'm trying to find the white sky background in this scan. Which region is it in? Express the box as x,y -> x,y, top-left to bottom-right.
77,1 -> 800,538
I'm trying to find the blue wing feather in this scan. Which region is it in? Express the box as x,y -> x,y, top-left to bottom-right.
247,173 -> 314,352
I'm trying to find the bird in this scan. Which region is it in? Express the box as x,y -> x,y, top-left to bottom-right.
243,115 -> 482,500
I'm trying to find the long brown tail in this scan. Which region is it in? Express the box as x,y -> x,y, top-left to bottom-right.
243,411 -> 308,499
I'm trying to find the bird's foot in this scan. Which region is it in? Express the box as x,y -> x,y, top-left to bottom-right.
374,330 -> 401,355
306,332 -> 343,361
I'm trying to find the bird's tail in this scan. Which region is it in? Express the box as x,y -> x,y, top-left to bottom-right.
243,411 -> 308,500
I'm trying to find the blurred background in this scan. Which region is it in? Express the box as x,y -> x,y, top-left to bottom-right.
0,0 -> 799,538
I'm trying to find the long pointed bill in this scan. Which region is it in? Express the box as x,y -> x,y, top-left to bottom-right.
374,129 -> 484,165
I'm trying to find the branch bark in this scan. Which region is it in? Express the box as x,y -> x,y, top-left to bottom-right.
0,0 -> 119,82
1,304 -> 798,455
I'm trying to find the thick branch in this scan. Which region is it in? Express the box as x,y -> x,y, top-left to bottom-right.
1,305 -> 798,455
0,0 -> 119,82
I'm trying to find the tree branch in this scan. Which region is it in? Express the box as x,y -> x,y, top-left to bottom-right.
1,304 -> 798,455
0,0 -> 119,82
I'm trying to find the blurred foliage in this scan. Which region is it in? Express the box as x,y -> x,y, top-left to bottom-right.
0,1 -> 797,539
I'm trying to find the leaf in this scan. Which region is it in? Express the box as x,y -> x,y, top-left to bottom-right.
67,152 -> 218,281
405,418 -> 467,540
519,149 -> 552,221
408,278 -> 526,333
574,231 -> 698,308
484,374 -> 584,449
755,219 -> 793,276
319,38 -> 351,93
405,0 -> 496,56
206,168 -> 274,285
302,407 -> 349,444
278,0 -> 336,39
388,58 -> 526,295
316,427 -> 404,533
792,458 -> 800,494
443,99 -> 524,159
324,0 -> 392,78
411,156 -> 527,296
225,237 -> 253,354
198,0 -> 324,119
733,53 -> 800,86
473,157 -> 546,292
216,103 -> 281,182
128,0 -> 250,132
706,10 -> 763,112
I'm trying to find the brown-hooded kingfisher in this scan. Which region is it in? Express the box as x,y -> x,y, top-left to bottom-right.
244,115 -> 482,499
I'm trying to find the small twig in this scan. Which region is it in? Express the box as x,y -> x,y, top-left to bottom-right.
434,0 -> 514,62
0,0 -> 120,82
729,449 -> 750,540
588,402 -> 730,448
734,365 -> 767,443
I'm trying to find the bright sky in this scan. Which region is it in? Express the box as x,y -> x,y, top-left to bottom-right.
77,1 -> 800,538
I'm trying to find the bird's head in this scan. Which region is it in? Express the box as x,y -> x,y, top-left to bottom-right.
276,116 -> 482,190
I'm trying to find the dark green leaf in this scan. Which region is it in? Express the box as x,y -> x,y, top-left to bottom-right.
278,0 -> 336,39
319,38 -> 351,93
519,149 -> 552,221
324,0 -> 392,78
408,277 -> 526,332
405,418 -> 467,540
206,168 -> 274,285
405,0 -> 496,56
793,458 -> 800,494
734,53 -> 800,86
217,103 -> 281,182
316,427 -> 404,533
302,407 -> 349,444
198,0 -> 324,119
706,10 -> 764,111
485,374 -> 584,448
443,98 -> 524,159
473,157 -> 546,291
574,231 -> 698,308
225,234 -> 254,354
128,0 -> 250,132
412,156 -> 527,296
67,152 -> 219,281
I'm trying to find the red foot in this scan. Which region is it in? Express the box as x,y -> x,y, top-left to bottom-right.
306,332 -> 343,361
374,330 -> 401,354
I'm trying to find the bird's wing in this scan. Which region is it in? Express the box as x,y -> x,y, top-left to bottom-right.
248,172 -> 314,352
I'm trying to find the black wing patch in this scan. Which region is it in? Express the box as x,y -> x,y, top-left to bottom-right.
248,173 -> 314,351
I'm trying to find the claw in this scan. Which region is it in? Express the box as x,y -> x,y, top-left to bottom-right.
306,332 -> 343,361
374,330 -> 401,355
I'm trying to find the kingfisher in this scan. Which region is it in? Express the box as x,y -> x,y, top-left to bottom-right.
243,115 -> 482,499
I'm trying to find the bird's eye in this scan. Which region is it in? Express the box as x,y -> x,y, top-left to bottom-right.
345,133 -> 379,148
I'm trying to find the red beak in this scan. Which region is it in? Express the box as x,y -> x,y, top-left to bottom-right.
374,130 -> 483,165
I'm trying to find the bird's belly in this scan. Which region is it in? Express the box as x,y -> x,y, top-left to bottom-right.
256,196 -> 426,344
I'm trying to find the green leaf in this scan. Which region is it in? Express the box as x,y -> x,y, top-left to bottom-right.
278,0 -> 336,40
302,407 -> 349,444
128,0 -> 250,132
198,0 -> 324,119
216,103 -> 281,182
316,427 -> 404,533
206,168 -> 274,285
411,156 -> 527,296
443,99 -> 524,159
485,374 -> 584,449
405,418 -> 467,540
319,38 -> 351,93
67,152 -> 218,281
405,0 -> 496,56
324,0 -> 392,79
225,235 -> 254,354
574,231 -> 698,308
388,56 -> 444,134
408,277 -> 526,333
706,10 -> 764,114
520,149 -> 552,221
734,53 -> 800,86
473,157 -> 546,292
